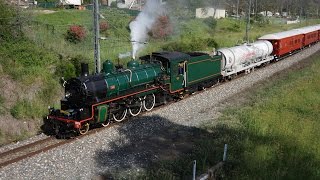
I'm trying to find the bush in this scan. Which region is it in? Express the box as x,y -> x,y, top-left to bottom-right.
0,95 -> 5,115
56,60 -> 76,80
0,1 -> 18,40
56,55 -> 89,80
65,25 -> 86,43
110,1 -> 117,8
100,21 -> 109,32
203,17 -> 217,33
100,21 -> 109,37
226,23 -> 241,32
10,100 -> 45,119
150,15 -> 173,39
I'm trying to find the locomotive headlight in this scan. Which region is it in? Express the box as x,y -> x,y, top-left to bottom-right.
65,92 -> 71,98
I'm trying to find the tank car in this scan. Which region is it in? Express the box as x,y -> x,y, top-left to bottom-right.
217,40 -> 274,78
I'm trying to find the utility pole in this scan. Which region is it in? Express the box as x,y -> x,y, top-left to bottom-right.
93,0 -> 101,74
236,0 -> 239,18
245,0 -> 252,43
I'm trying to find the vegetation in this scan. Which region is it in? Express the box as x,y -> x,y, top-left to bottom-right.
140,52 -> 320,179
65,25 -> 87,43
0,0 -> 18,40
166,0 -> 320,19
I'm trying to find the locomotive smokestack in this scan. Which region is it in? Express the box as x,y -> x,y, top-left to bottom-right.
81,63 -> 89,76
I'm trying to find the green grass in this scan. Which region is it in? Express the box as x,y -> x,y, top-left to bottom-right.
139,52 -> 320,179
0,39 -> 61,120
228,55 -> 320,178
0,95 -> 5,115
28,8 -> 133,66
27,8 -> 320,68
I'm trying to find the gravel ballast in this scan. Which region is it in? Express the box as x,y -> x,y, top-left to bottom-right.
1,44 -> 320,179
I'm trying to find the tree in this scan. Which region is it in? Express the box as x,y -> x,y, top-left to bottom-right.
0,1 -> 18,40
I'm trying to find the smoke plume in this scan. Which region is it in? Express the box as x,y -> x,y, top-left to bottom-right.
129,0 -> 165,59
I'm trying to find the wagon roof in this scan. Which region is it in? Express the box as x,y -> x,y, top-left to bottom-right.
294,26 -> 320,34
311,24 -> 320,30
258,29 -> 302,40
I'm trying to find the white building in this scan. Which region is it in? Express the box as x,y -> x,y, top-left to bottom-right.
60,0 -> 82,6
116,0 -> 166,9
259,11 -> 273,17
196,7 -> 226,19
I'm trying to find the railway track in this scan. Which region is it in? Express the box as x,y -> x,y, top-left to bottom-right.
0,124 -> 117,168
0,137 -> 68,168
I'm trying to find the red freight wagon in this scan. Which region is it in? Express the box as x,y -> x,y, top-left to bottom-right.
315,25 -> 320,42
258,30 -> 304,57
295,26 -> 319,46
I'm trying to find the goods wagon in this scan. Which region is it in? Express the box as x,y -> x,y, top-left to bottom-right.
258,30 -> 304,57
295,26 -> 319,46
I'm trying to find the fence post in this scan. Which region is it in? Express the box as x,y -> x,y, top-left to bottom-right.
193,160 -> 197,180
223,144 -> 228,162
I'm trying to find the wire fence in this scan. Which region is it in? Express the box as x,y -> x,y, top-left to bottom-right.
22,18 -> 133,65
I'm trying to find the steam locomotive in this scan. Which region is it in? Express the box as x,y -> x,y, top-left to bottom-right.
47,24 -> 320,136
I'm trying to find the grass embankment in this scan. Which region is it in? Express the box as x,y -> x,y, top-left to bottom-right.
141,52 -> 320,179
0,39 -> 61,144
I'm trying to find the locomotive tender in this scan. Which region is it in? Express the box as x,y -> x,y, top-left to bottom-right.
47,24 -> 320,136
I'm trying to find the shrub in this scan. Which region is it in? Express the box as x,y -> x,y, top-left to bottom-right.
110,1 -> 117,8
100,21 -> 109,37
0,1 -> 18,40
56,60 -> 76,80
56,55 -> 89,80
0,95 -> 4,115
65,25 -> 86,43
10,100 -> 45,119
150,15 -> 173,39
99,21 -> 109,32
203,17 -> 217,32
225,23 -> 241,32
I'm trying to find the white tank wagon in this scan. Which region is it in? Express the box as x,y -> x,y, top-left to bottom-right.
217,40 -> 274,77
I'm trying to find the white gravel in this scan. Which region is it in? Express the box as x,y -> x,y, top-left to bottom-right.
0,44 -> 319,179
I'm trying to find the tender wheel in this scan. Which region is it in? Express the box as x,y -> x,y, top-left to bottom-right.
143,93 -> 155,111
113,105 -> 127,122
129,98 -> 142,116
78,122 -> 89,135
101,119 -> 110,127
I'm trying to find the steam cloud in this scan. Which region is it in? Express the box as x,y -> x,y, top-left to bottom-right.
129,0 -> 165,59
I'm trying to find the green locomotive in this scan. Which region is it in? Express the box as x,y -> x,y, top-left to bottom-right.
47,51 -> 222,136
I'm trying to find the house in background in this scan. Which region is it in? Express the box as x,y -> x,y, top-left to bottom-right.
115,0 -> 166,9
60,0 -> 83,6
196,7 -> 226,19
